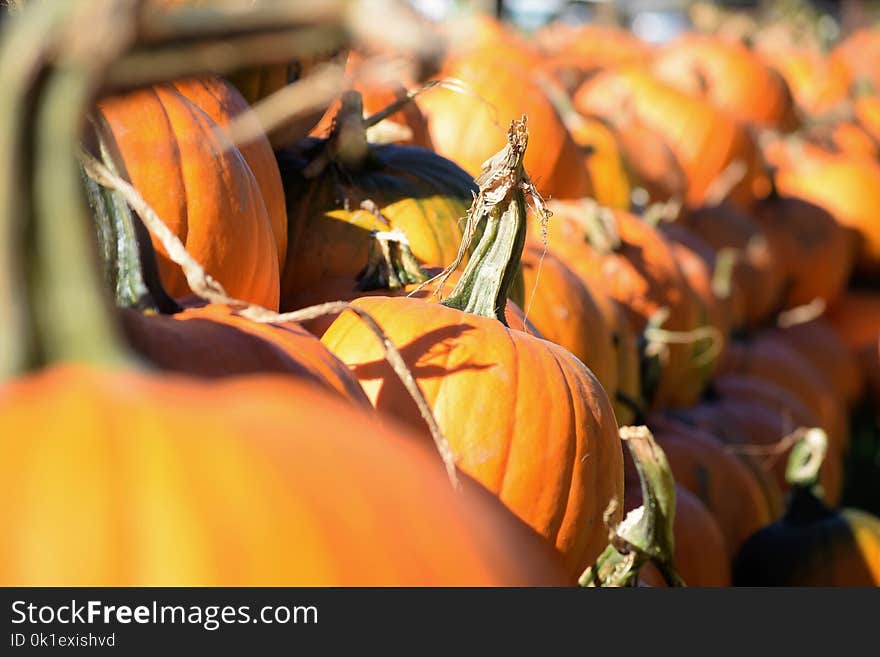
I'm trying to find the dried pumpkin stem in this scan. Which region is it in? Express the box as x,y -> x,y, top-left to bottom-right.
81,149 -> 460,491
580,426 -> 685,587
439,116 -> 548,323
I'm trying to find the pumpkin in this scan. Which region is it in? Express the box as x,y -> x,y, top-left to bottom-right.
661,230 -> 729,399
647,413 -> 776,555
751,194 -> 856,310
284,232 -> 537,338
565,115 -> 632,210
733,430 -> 880,586
774,149 -> 880,276
417,53 -> 593,200
1,366 -> 571,586
170,76 -> 288,270
854,94 -> 880,144
766,318 -> 864,409
538,201 -> 704,409
622,443 -> 732,587
95,83 -> 281,309
519,242 -> 618,406
678,203 -> 785,329
6,51 -> 567,587
759,48 -> 851,116
321,121 -> 624,578
536,24 -> 652,96
652,35 -> 798,130
573,67 -> 766,209
276,92 -> 477,310
121,300 -> 369,405
827,291 -> 880,405
829,27 -> 880,91
673,375 -> 843,508
719,333 -> 848,455
310,51 -> 433,149
610,115 -> 688,204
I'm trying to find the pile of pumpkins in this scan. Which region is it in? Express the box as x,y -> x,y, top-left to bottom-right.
2,4 -> 880,587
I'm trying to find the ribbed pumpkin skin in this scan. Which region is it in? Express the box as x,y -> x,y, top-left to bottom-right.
774,152 -> 880,276
680,204 -> 784,329
519,243 -> 618,405
0,366 -> 570,586
321,296 -> 624,579
751,195 -> 856,309
733,493 -> 880,587
677,377 -> 843,509
652,35 -> 798,130
119,302 -> 369,405
719,335 -> 848,456
171,76 -> 288,270
97,85 -> 280,309
647,415 -> 774,555
623,458 -> 732,587
276,140 -> 475,308
417,54 -> 593,200
567,116 -> 632,209
573,68 -> 764,210
766,318 -> 863,409
539,203 -> 702,409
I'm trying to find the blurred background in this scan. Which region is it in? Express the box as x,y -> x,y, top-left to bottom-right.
410,1 -> 880,42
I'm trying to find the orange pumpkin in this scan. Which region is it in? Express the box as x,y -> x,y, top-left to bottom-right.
647,414 -> 775,555
719,333 -> 848,455
120,300 -> 369,405
96,83 -> 281,309
566,115 -> 632,209
519,242 -> 618,406
766,318 -> 864,409
774,147 -> 880,275
679,203 -> 785,328
573,67 -> 766,209
751,194 -> 856,309
540,201 -> 704,409
830,28 -> 880,91
759,47 -> 851,117
1,366 -> 571,586
827,291 -> 880,405
171,76 -> 288,270
854,94 -> 880,144
418,53 -> 593,200
321,121 -> 624,578
623,448 -> 732,587
652,35 -> 798,130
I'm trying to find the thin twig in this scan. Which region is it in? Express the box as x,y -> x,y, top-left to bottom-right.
80,149 -> 461,490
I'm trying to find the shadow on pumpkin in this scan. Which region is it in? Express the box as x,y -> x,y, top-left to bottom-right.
347,323 -> 496,434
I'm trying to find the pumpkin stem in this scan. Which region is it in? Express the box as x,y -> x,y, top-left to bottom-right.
580,426 -> 685,587
357,228 -> 430,292
304,90 -> 371,178
21,1 -> 139,372
439,117 -> 544,324
785,427 -> 828,491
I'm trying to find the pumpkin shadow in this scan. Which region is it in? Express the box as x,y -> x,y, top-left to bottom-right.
350,323 -> 495,432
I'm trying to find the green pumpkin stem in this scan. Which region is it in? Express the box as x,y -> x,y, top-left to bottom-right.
785,428 -> 828,492
440,117 -> 535,324
31,8 -> 138,370
580,426 -> 685,587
